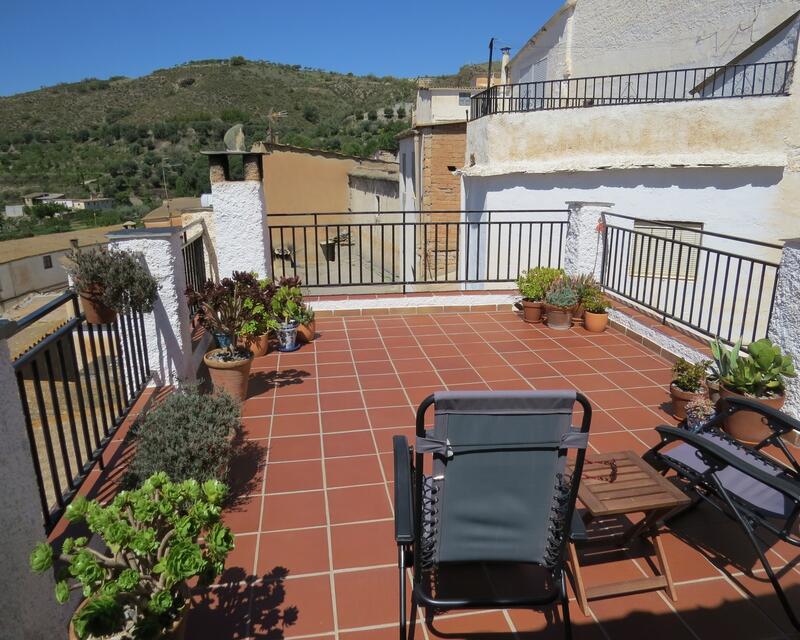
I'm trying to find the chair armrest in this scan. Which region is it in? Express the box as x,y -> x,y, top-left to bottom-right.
655,426 -> 800,503
393,435 -> 414,544
569,510 -> 587,543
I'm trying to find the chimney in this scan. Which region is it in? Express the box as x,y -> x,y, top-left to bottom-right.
500,47 -> 511,85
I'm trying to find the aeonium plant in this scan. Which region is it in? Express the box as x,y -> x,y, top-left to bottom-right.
30,473 -> 234,640
241,276 -> 279,340
186,271 -> 262,360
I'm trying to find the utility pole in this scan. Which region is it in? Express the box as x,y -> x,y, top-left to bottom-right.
486,37 -> 495,89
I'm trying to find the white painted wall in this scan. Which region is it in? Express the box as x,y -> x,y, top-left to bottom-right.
510,0 -> 800,82
398,137 -> 418,212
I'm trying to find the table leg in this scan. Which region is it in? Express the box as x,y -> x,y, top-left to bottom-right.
651,529 -> 678,602
568,542 -> 590,616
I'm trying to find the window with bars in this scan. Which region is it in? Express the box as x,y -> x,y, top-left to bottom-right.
629,221 -> 703,280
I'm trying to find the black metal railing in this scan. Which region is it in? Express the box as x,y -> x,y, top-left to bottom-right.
600,213 -> 782,345
182,228 -> 208,314
269,210 -> 568,291
471,60 -> 794,119
12,291 -> 150,532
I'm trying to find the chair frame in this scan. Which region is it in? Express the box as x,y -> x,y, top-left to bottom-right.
394,392 -> 592,640
645,395 -> 800,630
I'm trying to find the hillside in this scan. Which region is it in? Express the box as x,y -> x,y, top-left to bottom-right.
0,58 -> 420,209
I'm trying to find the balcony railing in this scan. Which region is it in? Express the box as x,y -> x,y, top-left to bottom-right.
600,213 -> 782,345
182,224 -> 209,314
269,210 -> 568,292
11,292 -> 150,532
470,60 -> 794,119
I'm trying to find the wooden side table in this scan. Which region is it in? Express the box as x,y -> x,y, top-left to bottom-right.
567,450 -> 690,615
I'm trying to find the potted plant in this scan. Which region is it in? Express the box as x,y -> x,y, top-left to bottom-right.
569,274 -> 598,326
30,473 -> 234,640
670,358 -> 709,420
515,267 -> 564,324
685,397 -> 717,433
241,277 -> 278,357
544,279 -> 578,330
582,288 -> 610,333
270,281 -> 304,352
186,272 -> 260,400
67,247 -> 159,325
710,337 -> 796,443
296,303 -> 316,343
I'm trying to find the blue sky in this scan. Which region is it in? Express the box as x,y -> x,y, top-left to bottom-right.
0,0 -> 563,96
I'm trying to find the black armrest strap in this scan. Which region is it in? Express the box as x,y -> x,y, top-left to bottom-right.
393,435 -> 414,544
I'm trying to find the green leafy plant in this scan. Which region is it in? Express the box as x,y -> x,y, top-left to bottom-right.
710,337 -> 796,398
671,358 -> 710,393
185,271 -> 262,359
67,247 -> 159,314
545,279 -> 578,310
581,288 -> 609,314
30,474 -> 234,640
241,276 -> 279,339
126,387 -> 241,487
296,303 -> 315,326
569,274 -> 600,305
516,267 -> 564,302
271,280 -> 304,325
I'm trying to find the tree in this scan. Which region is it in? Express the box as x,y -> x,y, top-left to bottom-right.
230,55 -> 246,66
367,110 -> 378,121
383,107 -> 394,119
303,105 -> 319,124
396,106 -> 407,119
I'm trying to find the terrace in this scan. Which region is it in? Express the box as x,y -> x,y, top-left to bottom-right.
6,160 -> 800,639
43,309 -> 800,639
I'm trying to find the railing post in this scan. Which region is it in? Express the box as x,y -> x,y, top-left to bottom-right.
564,201 -> 614,279
0,320 -> 73,637
107,228 -> 193,386
767,239 -> 800,419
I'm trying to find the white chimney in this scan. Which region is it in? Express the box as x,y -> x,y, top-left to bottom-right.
500,47 -> 511,85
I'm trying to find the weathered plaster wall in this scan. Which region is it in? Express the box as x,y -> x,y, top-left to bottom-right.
510,0 -> 800,82
211,180 -> 271,279
348,175 -> 400,212
769,238 -> 800,415
465,95 -> 797,176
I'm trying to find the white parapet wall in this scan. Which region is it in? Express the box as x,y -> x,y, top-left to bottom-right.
769,238 -> 800,417
108,228 -> 193,386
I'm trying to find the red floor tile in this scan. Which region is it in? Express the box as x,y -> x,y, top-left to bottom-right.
330,520 -> 396,569
270,412 -> 319,437
265,460 -> 324,493
269,435 -> 321,462
261,491 -> 327,531
327,484 -> 392,524
258,527 -> 330,576
252,574 -> 334,638
325,454 -> 385,487
323,430 -> 377,457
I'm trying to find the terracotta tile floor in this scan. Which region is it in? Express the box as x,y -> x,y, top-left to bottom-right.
71,311 -> 800,639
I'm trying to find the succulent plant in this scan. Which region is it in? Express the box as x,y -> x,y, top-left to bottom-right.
30,474 -> 234,640
671,358 -> 710,393
710,337 -> 796,399
545,279 -> 579,310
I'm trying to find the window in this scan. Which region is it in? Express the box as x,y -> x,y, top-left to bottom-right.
42,255 -> 53,269
629,221 -> 703,280
458,92 -> 471,106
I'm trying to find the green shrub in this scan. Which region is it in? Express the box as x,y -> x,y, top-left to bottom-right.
671,358 -> 709,392
229,55 -> 246,66
67,247 -> 159,314
516,267 -> 564,302
126,387 -> 241,486
582,288 -> 609,313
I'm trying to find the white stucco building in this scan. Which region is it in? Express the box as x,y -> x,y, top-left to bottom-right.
462,0 -> 800,255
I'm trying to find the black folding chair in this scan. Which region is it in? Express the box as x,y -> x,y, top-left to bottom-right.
393,390 -> 592,639
645,396 -> 800,630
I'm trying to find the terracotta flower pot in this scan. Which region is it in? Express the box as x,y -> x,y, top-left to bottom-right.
584,311 -> 608,333
203,348 -> 254,401
521,300 -> 544,324
670,383 -> 704,420
69,598 -> 188,640
571,304 -> 585,327
719,385 -> 785,445
546,305 -> 573,330
297,321 -> 316,343
247,334 -> 271,357
79,286 -> 116,325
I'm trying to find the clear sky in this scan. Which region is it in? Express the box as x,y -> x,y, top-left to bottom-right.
0,0 -> 564,96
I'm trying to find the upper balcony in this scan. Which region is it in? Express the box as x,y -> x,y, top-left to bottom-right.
469,60 -> 795,120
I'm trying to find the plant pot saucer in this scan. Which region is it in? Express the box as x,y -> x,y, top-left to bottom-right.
277,342 -> 301,353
